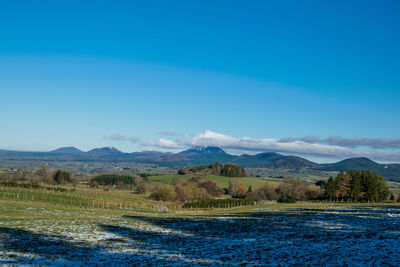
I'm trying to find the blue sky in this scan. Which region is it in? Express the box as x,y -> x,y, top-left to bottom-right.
1,0 -> 399,162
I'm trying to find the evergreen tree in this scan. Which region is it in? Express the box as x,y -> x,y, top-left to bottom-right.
325,177 -> 336,201
348,171 -> 362,202
247,185 -> 253,193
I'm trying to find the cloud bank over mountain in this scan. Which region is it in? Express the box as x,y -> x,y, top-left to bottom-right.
143,130 -> 400,162
280,135 -> 400,149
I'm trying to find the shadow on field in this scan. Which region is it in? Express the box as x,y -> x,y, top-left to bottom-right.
0,227 -> 174,265
0,227 -> 98,264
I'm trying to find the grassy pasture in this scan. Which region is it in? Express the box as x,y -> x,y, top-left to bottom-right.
148,174 -> 322,192
147,174 -> 190,184
200,175 -> 267,189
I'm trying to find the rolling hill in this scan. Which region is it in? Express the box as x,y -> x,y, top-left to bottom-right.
1,145 -> 400,181
86,146 -> 123,156
233,152 -> 318,168
50,146 -> 84,154
159,146 -> 235,165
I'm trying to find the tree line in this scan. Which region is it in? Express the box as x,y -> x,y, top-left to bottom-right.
178,162 -> 247,177
324,170 -> 389,202
236,170 -> 391,203
183,198 -> 256,208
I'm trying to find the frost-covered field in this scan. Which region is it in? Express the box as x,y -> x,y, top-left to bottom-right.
1,205 -> 400,266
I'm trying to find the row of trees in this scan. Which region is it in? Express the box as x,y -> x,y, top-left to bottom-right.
178,162 -> 247,177
91,174 -> 136,186
221,164 -> 247,177
324,170 -> 389,202
183,198 -> 256,208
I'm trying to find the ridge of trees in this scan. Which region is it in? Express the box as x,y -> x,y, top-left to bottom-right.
91,174 -> 136,186
178,162 -> 247,177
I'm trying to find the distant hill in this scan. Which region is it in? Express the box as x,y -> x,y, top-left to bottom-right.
233,152 -> 317,168
321,158 -> 400,181
233,152 -> 283,167
271,156 -> 319,169
321,157 -> 381,172
50,146 -> 84,154
86,146 -> 123,156
160,146 -> 235,165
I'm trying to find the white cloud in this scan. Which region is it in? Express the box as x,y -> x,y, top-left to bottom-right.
143,129 -> 400,162
142,138 -> 183,149
280,135 -> 400,149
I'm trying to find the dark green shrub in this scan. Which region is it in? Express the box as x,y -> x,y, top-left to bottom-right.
277,196 -> 296,203
92,174 -> 136,186
53,170 -> 71,184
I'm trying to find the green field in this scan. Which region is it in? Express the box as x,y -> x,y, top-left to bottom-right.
148,174 -> 279,189
147,174 -> 322,192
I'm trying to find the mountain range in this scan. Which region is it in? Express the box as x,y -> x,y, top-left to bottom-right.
1,146 -> 400,181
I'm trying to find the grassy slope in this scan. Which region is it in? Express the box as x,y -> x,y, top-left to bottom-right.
147,174 -> 190,185
0,184 -> 177,212
201,175 -> 268,189
148,174 -> 324,191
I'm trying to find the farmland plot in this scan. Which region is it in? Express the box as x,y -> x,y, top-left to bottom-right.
0,205 -> 399,265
